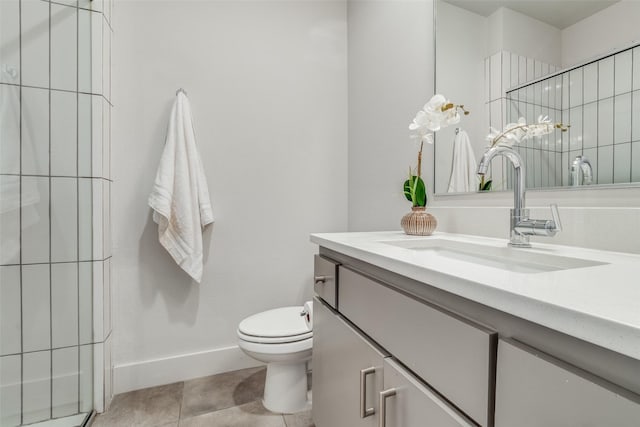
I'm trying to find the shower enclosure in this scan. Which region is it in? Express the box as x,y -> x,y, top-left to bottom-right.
1,0 -> 113,425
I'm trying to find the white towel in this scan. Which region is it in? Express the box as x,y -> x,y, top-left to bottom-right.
447,129 -> 478,193
148,92 -> 214,283
0,68 -> 20,174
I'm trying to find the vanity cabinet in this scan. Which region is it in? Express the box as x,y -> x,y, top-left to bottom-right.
495,339 -> 640,427
313,296 -> 477,427
312,259 -> 489,427
339,266 -> 496,427
312,296 -> 388,427
312,238 -> 640,427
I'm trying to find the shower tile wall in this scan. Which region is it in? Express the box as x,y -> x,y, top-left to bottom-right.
560,46 -> 640,185
0,0 -> 113,425
485,51 -> 561,190
505,74 -> 564,190
505,45 -> 640,188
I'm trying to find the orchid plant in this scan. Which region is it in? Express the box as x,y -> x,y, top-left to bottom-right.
486,115 -> 568,148
405,94 -> 469,206
479,115 -> 569,192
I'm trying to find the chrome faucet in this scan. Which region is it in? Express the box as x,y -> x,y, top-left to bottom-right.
477,145 -> 562,248
569,155 -> 593,186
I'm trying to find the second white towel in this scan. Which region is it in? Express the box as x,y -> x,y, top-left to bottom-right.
448,129 -> 478,193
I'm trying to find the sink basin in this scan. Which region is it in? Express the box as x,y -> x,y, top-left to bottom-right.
380,238 -> 607,274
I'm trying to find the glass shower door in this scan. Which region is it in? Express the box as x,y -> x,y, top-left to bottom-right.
0,0 -> 102,425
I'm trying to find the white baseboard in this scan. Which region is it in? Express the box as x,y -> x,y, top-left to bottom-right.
27,414 -> 88,427
113,345 -> 264,394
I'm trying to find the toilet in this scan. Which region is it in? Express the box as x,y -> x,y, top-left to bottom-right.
237,305 -> 313,414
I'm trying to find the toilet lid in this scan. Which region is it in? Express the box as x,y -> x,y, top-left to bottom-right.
239,306 -> 312,338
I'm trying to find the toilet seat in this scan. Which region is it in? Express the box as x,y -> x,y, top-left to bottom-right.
238,335 -> 313,356
237,330 -> 312,344
238,306 -> 312,344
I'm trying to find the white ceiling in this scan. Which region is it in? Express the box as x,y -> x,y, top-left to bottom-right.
442,0 -> 620,29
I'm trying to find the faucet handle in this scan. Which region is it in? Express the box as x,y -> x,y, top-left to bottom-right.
514,204 -> 562,238
550,204 -> 562,232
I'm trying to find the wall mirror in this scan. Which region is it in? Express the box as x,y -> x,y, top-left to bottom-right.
434,0 -> 640,195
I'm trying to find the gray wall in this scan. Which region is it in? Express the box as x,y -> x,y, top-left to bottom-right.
347,0 -> 434,231
111,0 -> 348,393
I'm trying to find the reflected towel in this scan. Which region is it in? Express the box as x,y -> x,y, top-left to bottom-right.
1,71 -> 40,262
447,129 -> 478,193
148,92 -> 214,283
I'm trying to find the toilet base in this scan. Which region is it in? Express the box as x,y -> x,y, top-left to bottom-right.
262,361 -> 309,414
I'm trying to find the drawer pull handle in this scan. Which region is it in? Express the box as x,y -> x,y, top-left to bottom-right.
360,367 -> 376,418
378,388 -> 396,427
314,275 -> 327,284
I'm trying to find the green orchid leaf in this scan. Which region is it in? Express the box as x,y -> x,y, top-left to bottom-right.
414,176 -> 427,206
480,179 -> 492,192
404,175 -> 427,206
403,179 -> 413,202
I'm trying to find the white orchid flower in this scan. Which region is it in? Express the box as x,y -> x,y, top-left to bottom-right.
426,118 -> 441,132
424,94 -> 447,113
423,94 -> 452,131
410,93 -> 463,135
488,115 -> 562,147
409,110 -> 436,143
445,110 -> 461,125
409,110 -> 428,131
409,127 -> 434,144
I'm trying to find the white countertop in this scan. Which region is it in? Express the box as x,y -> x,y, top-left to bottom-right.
310,231 -> 640,361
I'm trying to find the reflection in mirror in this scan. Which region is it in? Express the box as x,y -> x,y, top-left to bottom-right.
506,44 -> 640,189
434,0 -> 640,194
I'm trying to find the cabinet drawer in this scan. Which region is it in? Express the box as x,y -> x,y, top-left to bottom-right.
314,255 -> 339,309
339,266 -> 496,427
495,339 -> 640,427
382,358 -> 474,427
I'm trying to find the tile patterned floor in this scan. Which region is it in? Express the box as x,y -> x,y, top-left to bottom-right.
92,367 -> 314,427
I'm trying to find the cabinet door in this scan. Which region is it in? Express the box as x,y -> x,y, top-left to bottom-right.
380,358 -> 475,427
495,339 -> 640,427
312,297 -> 389,427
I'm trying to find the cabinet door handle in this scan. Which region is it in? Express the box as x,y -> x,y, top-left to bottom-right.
314,275 -> 327,284
378,388 -> 396,427
360,367 -> 376,418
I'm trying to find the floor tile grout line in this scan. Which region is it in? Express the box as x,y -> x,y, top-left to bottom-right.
176,381 -> 185,422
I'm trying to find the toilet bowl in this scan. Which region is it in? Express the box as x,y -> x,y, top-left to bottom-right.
237,306 -> 312,414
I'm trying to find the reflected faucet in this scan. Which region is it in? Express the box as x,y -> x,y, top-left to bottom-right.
477,145 -> 562,248
570,155 -> 593,186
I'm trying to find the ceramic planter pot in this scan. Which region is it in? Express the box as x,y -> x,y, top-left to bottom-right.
401,206 -> 437,236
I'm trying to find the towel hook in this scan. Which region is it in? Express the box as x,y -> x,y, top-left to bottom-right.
455,127 -> 460,135
176,88 -> 187,96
